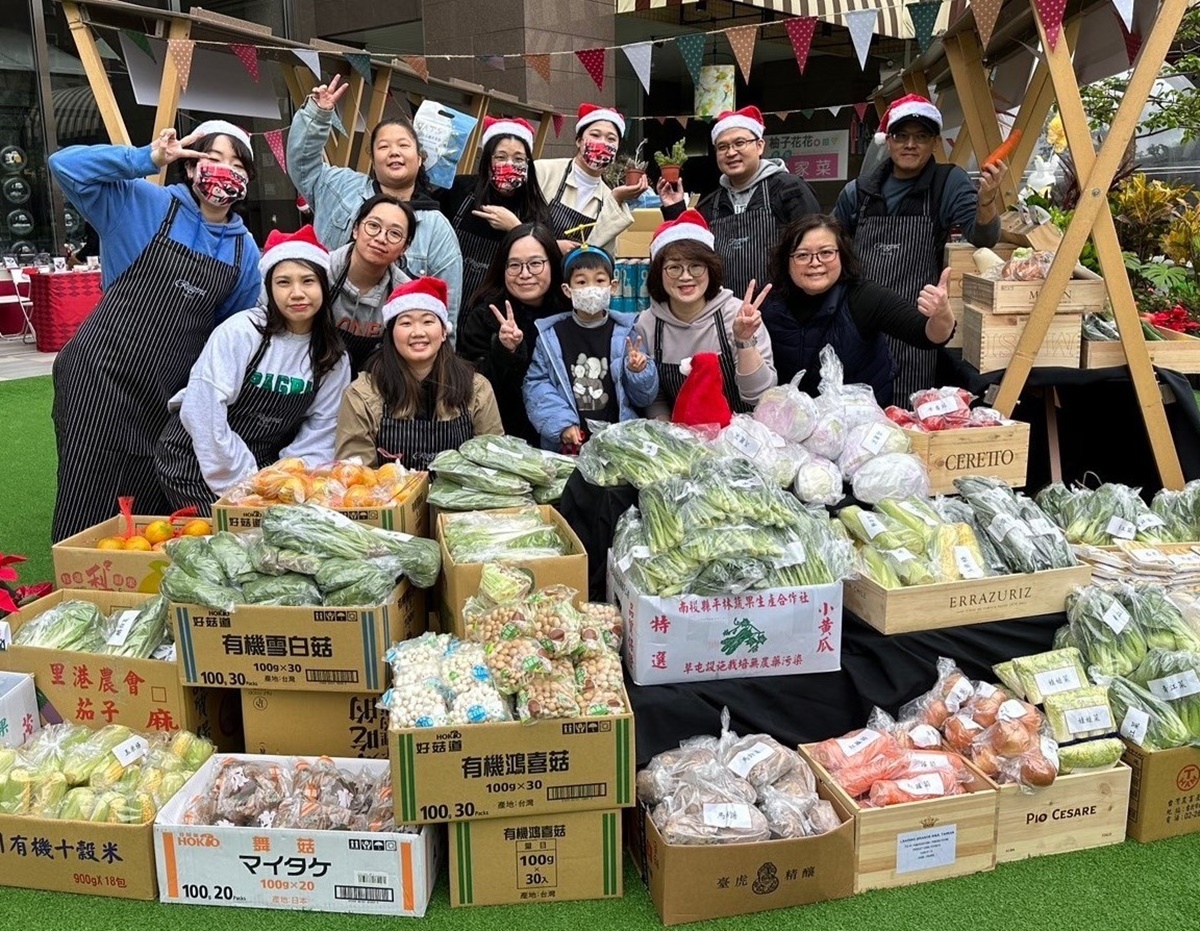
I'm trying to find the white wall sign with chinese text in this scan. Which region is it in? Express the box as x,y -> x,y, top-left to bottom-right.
765,131 -> 850,182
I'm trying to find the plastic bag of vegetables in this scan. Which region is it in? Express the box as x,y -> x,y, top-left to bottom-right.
207,532 -> 257,586
715,415 -> 803,487
97,595 -> 168,659
1067,585 -> 1148,677
535,449 -> 578,482
12,600 -> 106,652
815,345 -> 888,431
678,457 -> 800,531
532,477 -> 569,504
802,408 -> 847,462
1056,483 -> 1169,545
839,505 -> 924,552
858,545 -> 936,587
925,523 -> 991,582
429,449 -> 532,496
752,371 -> 818,443
241,572 -> 322,607
838,421 -> 912,480
1151,484 -> 1200,541
1056,738 -> 1124,773
459,434 -> 554,485
792,454 -> 843,507
1129,648 -> 1200,739
315,556 -> 402,595
576,419 -> 709,488
955,477 -> 1076,573
164,536 -> 228,586
1043,686 -> 1116,742
427,477 -> 533,511
876,497 -> 942,551
638,476 -> 690,553
1099,674 -> 1192,750
1114,584 -> 1200,653
1010,648 -> 1089,704
851,453 -> 930,505
160,566 -> 245,613
934,496 -> 1008,576
441,508 -> 567,564
688,557 -> 771,595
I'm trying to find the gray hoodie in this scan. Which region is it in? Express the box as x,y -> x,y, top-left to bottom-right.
635,288 -> 777,419
719,157 -> 788,214
327,243 -> 410,339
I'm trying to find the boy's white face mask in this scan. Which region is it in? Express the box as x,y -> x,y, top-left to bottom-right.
571,285 -> 611,316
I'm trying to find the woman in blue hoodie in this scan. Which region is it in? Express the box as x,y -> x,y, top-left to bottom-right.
48,121 -> 262,541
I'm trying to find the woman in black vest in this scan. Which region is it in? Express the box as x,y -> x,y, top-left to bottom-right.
760,215 -> 955,407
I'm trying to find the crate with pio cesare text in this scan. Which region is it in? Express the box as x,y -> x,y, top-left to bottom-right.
607,553 -> 842,687
391,696 -> 634,824
990,763 -> 1131,862
171,582 -> 423,694
844,564 -> 1092,635
154,754 -> 440,916
902,421 -> 1030,495
241,689 -> 388,759
1123,741 -> 1200,842
449,808 -> 622,907
52,515 -> 176,593
0,671 -> 38,747
799,746 -> 998,892
961,271 -> 1107,316
212,472 -> 428,536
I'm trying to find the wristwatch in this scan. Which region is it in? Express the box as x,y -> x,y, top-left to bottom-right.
734,334 -> 758,350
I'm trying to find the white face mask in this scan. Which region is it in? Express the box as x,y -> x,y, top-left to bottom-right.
571,285 -> 611,316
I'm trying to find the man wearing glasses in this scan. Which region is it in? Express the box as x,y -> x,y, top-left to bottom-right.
658,106 -> 820,297
832,94 -> 1004,399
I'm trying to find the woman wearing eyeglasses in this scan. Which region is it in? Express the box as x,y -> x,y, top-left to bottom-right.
456,223 -> 566,444
435,118 -> 551,319
635,210 -> 776,418
327,194 -> 415,373
761,215 -> 955,407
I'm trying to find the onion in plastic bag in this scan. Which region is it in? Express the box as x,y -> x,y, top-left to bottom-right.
752,372 -> 818,443
838,420 -> 913,480
792,454 -> 843,506
851,453 -> 931,504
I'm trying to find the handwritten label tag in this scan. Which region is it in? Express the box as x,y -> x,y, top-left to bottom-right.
1105,516 -> 1137,541
1148,670 -> 1200,702
702,803 -> 753,830
1120,708 -> 1150,746
916,395 -> 961,420
1100,601 -> 1132,635
725,426 -> 763,458
728,741 -> 776,778
860,423 -> 892,455
953,546 -> 985,579
1064,705 -> 1114,736
0,620 -> 10,651
106,610 -> 140,648
860,512 -> 889,540
834,729 -> 881,758
1032,667 -> 1082,697
112,736 -> 149,768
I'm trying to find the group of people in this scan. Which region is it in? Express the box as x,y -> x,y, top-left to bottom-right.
46,89 -> 1006,541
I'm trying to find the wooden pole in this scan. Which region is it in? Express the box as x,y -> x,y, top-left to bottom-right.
457,92 -> 492,176
331,70 -> 366,168
532,111 -> 553,159
148,17 -> 193,184
945,32 -> 1012,202
62,3 -> 130,146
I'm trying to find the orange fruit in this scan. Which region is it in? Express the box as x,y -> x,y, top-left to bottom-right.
376,462 -> 404,485
274,457 -> 308,474
277,476 -> 309,503
123,536 -> 153,551
181,519 -> 212,537
308,476 -> 333,502
143,520 -> 174,545
96,536 -> 126,550
341,485 -> 375,507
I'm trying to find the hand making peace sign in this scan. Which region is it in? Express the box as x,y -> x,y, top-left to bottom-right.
311,74 -> 350,112
732,279 -> 772,343
149,128 -> 208,169
625,334 -> 648,373
490,301 -> 524,352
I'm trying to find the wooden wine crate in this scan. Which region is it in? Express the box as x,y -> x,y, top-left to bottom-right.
1080,327 -> 1200,373
990,763 -> 1131,862
944,243 -> 1017,299
799,747 -> 997,893
961,273 -> 1107,315
962,307 -> 1082,374
904,421 -> 1030,495
946,297 -> 964,350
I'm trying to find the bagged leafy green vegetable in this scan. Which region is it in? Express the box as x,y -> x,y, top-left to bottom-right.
97,595 -> 168,658
164,536 -> 227,586
160,565 -> 245,613
1150,483 -> 1200,541
427,477 -> 533,511
1102,674 -> 1192,750
323,572 -> 398,606
1034,482 -> 1078,526
838,505 -> 924,553
859,546 -> 902,589
429,449 -> 533,496
1067,585 -> 1148,677
935,495 -> 1009,575
1056,483 -> 1169,545
955,477 -> 1076,573
1129,648 -> 1200,739
241,572 -> 322,607
638,476 -> 688,553
459,434 -> 554,485
628,548 -> 700,597
683,456 -> 798,529
261,504 -> 383,559
576,419 -> 710,488
678,524 -> 784,565
478,563 -> 533,605
532,476 -> 569,504
688,557 -> 771,595
207,532 -> 256,585
1010,647 -> 1089,704
535,449 -> 578,481
442,508 -> 568,564
1114,584 -> 1200,653
370,529 -> 441,589
314,556 -> 403,595
1056,738 -> 1124,773
1043,686 -> 1115,742
13,601 -> 106,652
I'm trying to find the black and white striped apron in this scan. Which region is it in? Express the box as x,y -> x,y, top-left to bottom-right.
51,198 -> 244,541
154,336 -> 317,515
653,312 -> 749,415
376,402 -> 474,470
329,260 -> 394,374
855,201 -> 943,405
708,183 -> 778,300
452,192 -> 503,318
546,169 -> 595,241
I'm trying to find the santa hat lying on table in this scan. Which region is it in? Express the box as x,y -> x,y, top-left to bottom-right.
673,352 -> 732,429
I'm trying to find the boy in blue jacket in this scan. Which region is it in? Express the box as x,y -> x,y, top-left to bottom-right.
523,247 -> 658,451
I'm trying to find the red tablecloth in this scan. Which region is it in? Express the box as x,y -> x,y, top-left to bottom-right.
27,268 -> 103,352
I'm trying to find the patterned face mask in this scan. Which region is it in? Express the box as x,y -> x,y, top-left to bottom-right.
490,162 -> 528,193
581,140 -> 618,170
571,285 -> 611,316
195,161 -> 248,206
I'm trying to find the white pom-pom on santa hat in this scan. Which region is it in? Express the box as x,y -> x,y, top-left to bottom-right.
480,116 -> 536,151
679,356 -> 693,377
874,93 -> 943,145
259,225 -> 329,278
576,103 -> 625,138
710,106 -> 765,144
381,276 -> 451,330
194,119 -> 253,155
650,209 -> 715,259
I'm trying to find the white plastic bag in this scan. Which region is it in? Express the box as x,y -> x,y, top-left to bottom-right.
851,453 -> 931,504
752,372 -> 819,443
792,454 -> 844,506
838,421 -> 913,480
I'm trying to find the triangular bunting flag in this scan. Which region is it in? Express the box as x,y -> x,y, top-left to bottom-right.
1034,0 -> 1067,49
478,55 -> 506,71
1113,0 -> 1135,32
552,113 -> 565,136
123,30 -> 152,58
675,116 -> 689,130
524,54 -> 552,83
345,52 -> 373,83
908,2 -> 941,54
329,108 -> 347,137
1115,13 -> 1142,65
801,108 -> 814,119
784,17 -> 818,75
401,55 -> 429,83
845,10 -> 878,70
230,43 -> 259,83
167,38 -> 195,92
575,48 -> 606,91
263,129 -> 286,172
828,105 -> 843,117
725,24 -> 759,83
854,102 -> 869,119
675,33 -> 706,86
656,116 -> 669,125
973,0 -> 1004,51
294,48 -> 322,79
623,41 -> 654,95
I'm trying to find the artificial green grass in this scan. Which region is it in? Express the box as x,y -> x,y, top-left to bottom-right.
3,374 -> 1200,928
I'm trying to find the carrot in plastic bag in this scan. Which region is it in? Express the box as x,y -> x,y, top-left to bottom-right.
808,728 -> 902,773
867,770 -> 965,807
834,752 -> 910,797
897,749 -> 971,783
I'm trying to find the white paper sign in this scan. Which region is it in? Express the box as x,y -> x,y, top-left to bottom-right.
0,620 -> 9,651
1137,513 -> 1166,531
988,513 -> 1021,543
894,775 -> 945,796
728,741 -> 776,778
724,426 -> 763,458
998,698 -> 1031,722
860,512 -> 889,540
112,735 -> 150,767
896,824 -> 958,874
1148,670 -> 1200,702
907,724 -> 943,749
1033,667 -> 1082,697
1106,515 -> 1137,541
835,729 -> 881,758
1027,517 -> 1057,537
1064,705 -> 1114,735
976,681 -> 998,698
953,546 -> 986,579
1100,601 -> 1132,635
946,677 -> 974,711
703,803 -> 753,830
106,610 -> 140,648
916,395 -> 961,420
1120,707 -> 1151,746
860,423 -> 892,455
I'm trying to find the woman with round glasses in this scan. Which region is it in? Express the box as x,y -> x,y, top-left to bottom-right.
456,223 -> 566,443
761,214 -> 955,406
635,210 -> 776,418
327,193 -> 417,372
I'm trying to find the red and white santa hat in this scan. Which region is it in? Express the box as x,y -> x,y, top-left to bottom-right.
673,352 -> 733,429
710,106 -> 765,144
576,103 -> 625,138
381,276 -> 451,329
480,116 -> 536,151
259,224 -> 329,278
874,94 -> 943,144
650,209 -> 714,259
194,119 -> 253,154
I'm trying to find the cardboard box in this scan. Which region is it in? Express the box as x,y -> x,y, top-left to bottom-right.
212,472 -> 429,536
903,421 -> 1030,495
608,554 -> 842,686
1123,742 -> 1200,842
1081,327 -> 1200,373
242,689 -> 389,759
155,754 -> 440,915
0,671 -> 38,747
961,272 -> 1106,315
636,787 -> 856,925
0,590 -> 222,739
992,763 -> 1131,862
436,505 -> 587,635
52,515 -> 175,593
391,699 -> 634,824
962,307 -> 1082,374
449,808 -> 622,906
171,582 -> 423,694
800,747 -> 998,892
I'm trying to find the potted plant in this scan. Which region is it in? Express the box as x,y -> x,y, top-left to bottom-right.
654,140 -> 689,184
621,140 -> 649,186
